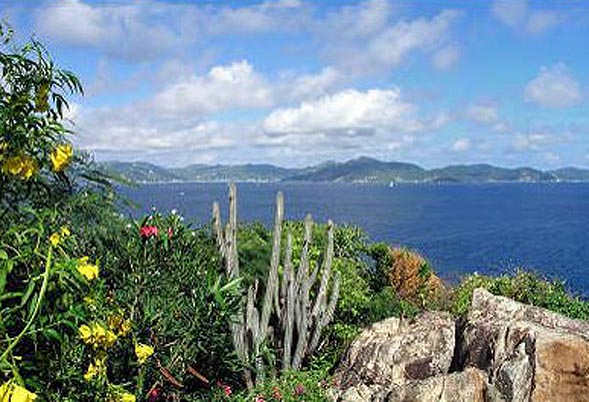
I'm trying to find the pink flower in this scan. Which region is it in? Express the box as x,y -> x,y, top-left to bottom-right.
148,386 -> 161,402
167,227 -> 174,238
255,395 -> 265,402
216,380 -> 232,397
293,383 -> 305,396
140,225 -> 159,238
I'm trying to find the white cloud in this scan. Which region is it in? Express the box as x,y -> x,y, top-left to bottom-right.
287,67 -> 342,100
319,8 -> 463,74
492,0 -> 527,27
150,61 -> 273,117
452,138 -> 471,152
34,0 -> 462,76
465,104 -> 499,124
525,10 -> 560,35
431,44 -> 460,71
204,0 -> 310,35
524,63 -> 583,108
512,129 -> 564,151
263,88 -> 442,136
34,0 -> 198,61
491,0 -> 561,35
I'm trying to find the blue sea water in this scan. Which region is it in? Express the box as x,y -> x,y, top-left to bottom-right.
120,182 -> 589,294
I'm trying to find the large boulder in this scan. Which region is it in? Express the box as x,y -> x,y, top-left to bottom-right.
334,311 -> 455,390
332,312 -> 456,401
332,288 -> 589,402
460,288 -> 589,402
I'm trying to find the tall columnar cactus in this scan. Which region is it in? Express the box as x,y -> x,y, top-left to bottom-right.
212,183 -> 340,387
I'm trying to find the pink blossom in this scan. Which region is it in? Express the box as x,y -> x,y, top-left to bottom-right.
293,383 -> 305,396
140,225 -> 159,238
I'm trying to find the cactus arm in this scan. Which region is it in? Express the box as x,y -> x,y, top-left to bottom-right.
282,232 -> 295,370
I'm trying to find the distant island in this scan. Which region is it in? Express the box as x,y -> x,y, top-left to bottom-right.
101,157 -> 589,184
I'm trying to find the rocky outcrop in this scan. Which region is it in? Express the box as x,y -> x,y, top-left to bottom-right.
334,312 -> 455,390
332,288 -> 589,402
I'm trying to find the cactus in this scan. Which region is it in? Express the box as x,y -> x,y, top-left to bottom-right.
212,183 -> 340,386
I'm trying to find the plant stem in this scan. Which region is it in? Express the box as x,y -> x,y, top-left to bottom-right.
0,248 -> 52,362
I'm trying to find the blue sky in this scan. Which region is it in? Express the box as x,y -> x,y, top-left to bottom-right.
2,0 -> 588,168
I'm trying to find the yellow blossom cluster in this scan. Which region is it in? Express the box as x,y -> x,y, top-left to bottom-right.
83,356 -> 106,382
1,154 -> 37,180
0,380 -> 37,402
107,312 -> 132,337
134,343 -> 154,365
79,322 -> 117,349
109,392 -> 136,402
49,226 -> 70,247
77,256 -> 99,281
50,144 -> 73,172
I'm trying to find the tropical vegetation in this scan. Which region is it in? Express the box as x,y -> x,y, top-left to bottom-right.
2,22 -> 588,401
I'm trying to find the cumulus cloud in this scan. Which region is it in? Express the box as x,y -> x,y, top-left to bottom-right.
431,44 -> 461,71
34,0 -> 463,75
287,67 -> 343,101
524,63 -> 583,109
452,138 -> 471,152
321,9 -> 463,74
34,0 -> 199,61
263,88 -> 445,136
465,104 -> 499,124
150,61 -> 273,117
491,0 -> 561,35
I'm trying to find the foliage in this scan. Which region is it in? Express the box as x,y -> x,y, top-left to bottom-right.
451,270 -> 589,319
85,211 -> 243,400
230,368 -> 331,402
0,22 -> 90,216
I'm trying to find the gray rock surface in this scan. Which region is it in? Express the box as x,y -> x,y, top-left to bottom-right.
332,288 -> 589,402
334,311 -> 455,390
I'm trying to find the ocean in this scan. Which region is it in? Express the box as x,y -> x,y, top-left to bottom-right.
120,182 -> 589,293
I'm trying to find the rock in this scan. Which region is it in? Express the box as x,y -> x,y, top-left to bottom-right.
461,288 -> 589,402
333,288 -> 589,402
335,312 -> 455,389
336,368 -> 487,402
333,311 -> 455,399
385,368 -> 487,402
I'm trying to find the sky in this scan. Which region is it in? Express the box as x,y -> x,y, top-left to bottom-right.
1,0 -> 588,168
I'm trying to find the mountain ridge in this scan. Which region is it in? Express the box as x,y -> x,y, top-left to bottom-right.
100,157 -> 589,184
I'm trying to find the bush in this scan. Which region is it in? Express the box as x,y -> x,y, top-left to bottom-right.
451,270 -> 589,319
76,211 -> 244,400
229,368 -> 331,402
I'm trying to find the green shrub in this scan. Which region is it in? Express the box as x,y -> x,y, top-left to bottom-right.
452,270 -> 589,319
84,211 -> 244,400
229,368 -> 331,402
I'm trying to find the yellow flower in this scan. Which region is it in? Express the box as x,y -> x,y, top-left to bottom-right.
78,324 -> 92,343
79,322 -> 117,348
77,257 -> 99,281
83,296 -> 95,305
83,358 -> 105,382
118,392 -> 136,402
1,155 -> 37,180
49,232 -> 61,247
135,343 -> 154,365
119,319 -> 132,337
2,155 -> 24,176
0,381 -> 38,402
50,144 -> 73,172
60,226 -> 71,237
